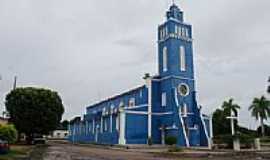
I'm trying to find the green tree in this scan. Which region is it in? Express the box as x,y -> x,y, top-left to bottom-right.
0,124 -> 18,143
212,109 -> 231,136
221,98 -> 241,116
60,120 -> 69,130
213,99 -> 241,136
5,87 -> 64,143
249,96 -> 270,137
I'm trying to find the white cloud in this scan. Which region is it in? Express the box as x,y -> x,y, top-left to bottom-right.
0,0 -> 269,129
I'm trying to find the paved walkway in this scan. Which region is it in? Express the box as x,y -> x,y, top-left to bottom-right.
29,141 -> 270,160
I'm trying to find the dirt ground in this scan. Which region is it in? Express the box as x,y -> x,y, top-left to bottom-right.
29,141 -> 270,160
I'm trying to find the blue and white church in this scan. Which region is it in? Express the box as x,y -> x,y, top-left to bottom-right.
69,3 -> 211,147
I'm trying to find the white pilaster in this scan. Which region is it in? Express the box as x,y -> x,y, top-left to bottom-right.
101,117 -> 103,133
145,76 -> 152,139
118,108 -> 126,145
92,119 -> 95,134
85,121 -> 88,135
72,124 -> 75,143
110,114 -> 113,133
95,126 -> 98,142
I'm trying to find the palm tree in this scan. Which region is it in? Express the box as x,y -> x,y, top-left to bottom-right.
221,98 -> 241,135
249,96 -> 270,137
222,98 -> 241,116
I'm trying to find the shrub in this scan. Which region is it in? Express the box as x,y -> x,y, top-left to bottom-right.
0,124 -> 18,143
238,134 -> 255,148
260,136 -> 270,143
147,137 -> 153,146
214,134 -> 233,148
165,136 -> 177,146
168,146 -> 183,152
214,133 -> 255,149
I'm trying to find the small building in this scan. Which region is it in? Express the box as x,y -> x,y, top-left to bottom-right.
48,124 -> 69,139
49,130 -> 69,139
69,3 -> 211,147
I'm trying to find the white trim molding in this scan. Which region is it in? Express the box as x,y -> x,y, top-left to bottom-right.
152,112 -> 173,116
174,88 -> 190,147
125,111 -> 148,115
125,110 -> 173,116
200,112 -> 210,147
152,75 -> 194,82
124,104 -> 148,110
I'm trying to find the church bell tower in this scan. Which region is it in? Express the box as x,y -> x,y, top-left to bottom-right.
158,4 -> 194,80
154,3 -> 210,147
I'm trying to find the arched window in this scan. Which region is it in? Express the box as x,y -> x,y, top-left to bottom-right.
163,47 -> 168,72
180,46 -> 186,71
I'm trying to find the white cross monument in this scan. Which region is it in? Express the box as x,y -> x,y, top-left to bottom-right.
226,109 -> 240,151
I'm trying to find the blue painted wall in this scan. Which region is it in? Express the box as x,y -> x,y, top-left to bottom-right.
68,4 -> 210,147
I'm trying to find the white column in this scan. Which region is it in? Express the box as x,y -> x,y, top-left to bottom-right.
79,123 -> 82,135
72,124 -> 75,143
161,127 -> 165,145
116,115 -> 119,131
110,114 -> 113,133
118,109 -> 126,145
146,76 -> 152,139
68,123 -> 71,136
101,117 -> 103,133
95,126 -> 98,142
92,119 -> 95,134
85,121 -> 88,135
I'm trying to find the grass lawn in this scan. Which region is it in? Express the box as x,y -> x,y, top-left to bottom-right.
0,145 -> 33,160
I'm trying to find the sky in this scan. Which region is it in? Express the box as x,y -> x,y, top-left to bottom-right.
0,0 -> 269,129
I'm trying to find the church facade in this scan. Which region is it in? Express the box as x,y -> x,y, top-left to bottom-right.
68,4 -> 211,147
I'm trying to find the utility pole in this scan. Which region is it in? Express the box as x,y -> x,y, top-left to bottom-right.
267,76 -> 270,94
13,76 -> 17,90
